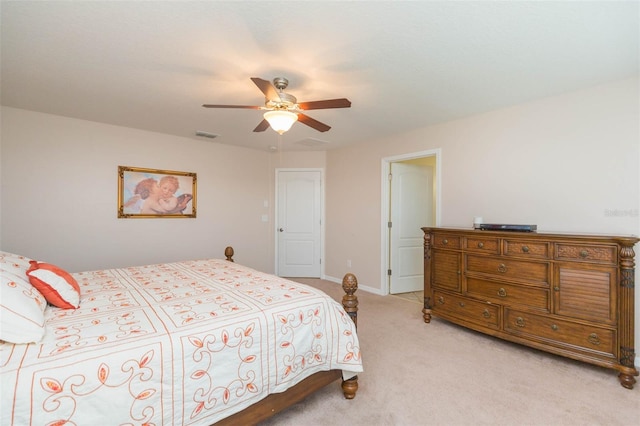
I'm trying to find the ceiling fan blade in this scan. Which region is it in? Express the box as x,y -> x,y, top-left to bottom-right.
298,113 -> 331,132
298,98 -> 351,110
250,77 -> 282,102
202,104 -> 261,109
253,119 -> 270,132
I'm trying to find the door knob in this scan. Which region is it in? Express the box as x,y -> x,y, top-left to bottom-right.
279,228 -> 284,232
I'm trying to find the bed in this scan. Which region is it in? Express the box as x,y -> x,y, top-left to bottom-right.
0,247 -> 362,425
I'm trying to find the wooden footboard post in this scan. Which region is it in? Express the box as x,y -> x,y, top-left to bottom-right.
342,272 -> 358,327
341,272 -> 359,399
224,246 -> 234,262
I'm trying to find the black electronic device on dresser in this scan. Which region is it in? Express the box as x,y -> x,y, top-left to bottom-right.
422,227 -> 639,389
478,223 -> 537,232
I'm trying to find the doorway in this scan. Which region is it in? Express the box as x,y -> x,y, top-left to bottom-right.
275,169 -> 323,278
382,149 -> 440,295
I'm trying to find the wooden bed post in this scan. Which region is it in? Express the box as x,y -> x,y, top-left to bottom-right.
224,246 -> 234,262
341,272 -> 358,327
341,272 -> 359,399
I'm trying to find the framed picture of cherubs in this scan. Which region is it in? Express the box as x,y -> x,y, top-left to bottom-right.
118,166 -> 196,218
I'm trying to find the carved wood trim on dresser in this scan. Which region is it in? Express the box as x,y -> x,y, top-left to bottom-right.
422,227 -> 640,389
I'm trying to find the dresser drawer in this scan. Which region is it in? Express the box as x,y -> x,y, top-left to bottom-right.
466,277 -> 549,312
504,240 -> 550,259
433,234 -> 461,249
555,243 -> 616,265
466,255 -> 549,285
464,236 -> 500,254
504,309 -> 616,358
433,290 -> 499,330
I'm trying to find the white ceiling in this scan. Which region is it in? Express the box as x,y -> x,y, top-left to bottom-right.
1,1 -> 638,152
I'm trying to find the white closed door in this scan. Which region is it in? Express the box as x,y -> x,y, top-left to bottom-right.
277,170 -> 322,277
389,162 -> 433,294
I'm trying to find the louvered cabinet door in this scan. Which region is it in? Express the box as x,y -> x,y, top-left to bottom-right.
553,263 -> 617,325
432,250 -> 461,292
553,242 -> 618,325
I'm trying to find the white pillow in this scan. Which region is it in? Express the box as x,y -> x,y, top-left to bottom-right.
0,269 -> 47,344
0,251 -> 34,278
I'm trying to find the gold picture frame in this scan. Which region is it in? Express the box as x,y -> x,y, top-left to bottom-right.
118,166 -> 196,218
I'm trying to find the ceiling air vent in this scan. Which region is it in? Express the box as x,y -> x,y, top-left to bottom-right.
195,131 -> 218,139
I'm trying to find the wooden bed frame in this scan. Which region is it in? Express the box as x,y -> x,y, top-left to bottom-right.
217,247 -> 359,425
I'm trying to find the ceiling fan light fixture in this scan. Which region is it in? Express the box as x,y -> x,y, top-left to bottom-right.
263,110 -> 298,134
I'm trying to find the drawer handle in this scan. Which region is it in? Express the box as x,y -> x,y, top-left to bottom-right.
482,309 -> 491,319
442,239 -> 449,245
522,245 -> 529,253
551,324 -> 558,331
458,302 -> 465,307
579,250 -> 589,258
515,317 -> 526,328
497,288 -> 507,297
477,242 -> 484,249
497,263 -> 508,273
588,333 -> 601,346
438,296 -> 445,305
554,286 -> 560,292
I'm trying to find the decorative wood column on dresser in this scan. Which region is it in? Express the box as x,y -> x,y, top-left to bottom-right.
422,227 -> 639,389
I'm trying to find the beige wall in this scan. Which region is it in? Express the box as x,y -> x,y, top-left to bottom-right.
2,77 -> 639,360
0,108 -> 328,274
0,107 -> 278,273
325,77 -> 639,289
2,78 -> 638,283
324,77 -> 639,363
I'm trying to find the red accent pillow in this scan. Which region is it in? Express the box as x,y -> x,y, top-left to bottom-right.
26,261 -> 80,309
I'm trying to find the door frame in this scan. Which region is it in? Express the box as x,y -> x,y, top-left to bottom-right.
274,168 -> 325,277
380,149 -> 441,295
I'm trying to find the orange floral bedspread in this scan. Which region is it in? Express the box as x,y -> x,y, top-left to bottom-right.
1,259 -> 362,425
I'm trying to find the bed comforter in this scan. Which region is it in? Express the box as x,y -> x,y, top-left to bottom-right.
1,258 -> 362,425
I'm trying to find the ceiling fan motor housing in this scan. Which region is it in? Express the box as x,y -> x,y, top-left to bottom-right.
273,77 -> 289,90
266,77 -> 297,109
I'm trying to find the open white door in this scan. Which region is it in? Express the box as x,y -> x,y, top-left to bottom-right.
276,170 -> 322,277
389,162 -> 433,294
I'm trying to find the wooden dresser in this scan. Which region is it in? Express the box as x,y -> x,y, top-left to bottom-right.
422,227 -> 639,389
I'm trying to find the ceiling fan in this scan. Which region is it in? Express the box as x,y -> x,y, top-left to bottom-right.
202,77 -> 351,134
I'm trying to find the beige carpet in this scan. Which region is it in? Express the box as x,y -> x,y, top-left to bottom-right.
259,278 -> 639,426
